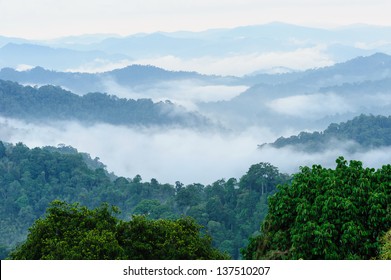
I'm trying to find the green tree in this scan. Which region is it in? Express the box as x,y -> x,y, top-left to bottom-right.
379,228 -> 391,260
243,157 -> 391,260
117,215 -> 229,260
239,162 -> 287,195
10,200 -> 123,260
0,141 -> 6,158
10,200 -> 228,260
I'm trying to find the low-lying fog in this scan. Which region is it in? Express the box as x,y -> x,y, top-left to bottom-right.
2,117 -> 391,185
101,79 -> 249,111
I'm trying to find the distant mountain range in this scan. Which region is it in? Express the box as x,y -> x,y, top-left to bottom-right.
2,22 -> 391,74
200,53 -> 391,131
2,51 -> 391,133
0,64 -> 240,95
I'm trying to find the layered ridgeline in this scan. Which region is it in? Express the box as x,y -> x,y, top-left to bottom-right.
2,23 -> 391,72
3,53 -> 391,132
201,53 -> 391,131
266,114 -> 391,152
0,141 -> 290,259
0,64 -> 240,95
0,80 -> 212,128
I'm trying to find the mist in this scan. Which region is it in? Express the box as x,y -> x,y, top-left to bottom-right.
101,79 -> 248,111
0,117 -> 273,184
267,91 -> 391,119
132,47 -> 334,76
2,116 -> 391,185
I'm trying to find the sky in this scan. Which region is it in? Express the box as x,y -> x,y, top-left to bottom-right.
1,0 -> 391,39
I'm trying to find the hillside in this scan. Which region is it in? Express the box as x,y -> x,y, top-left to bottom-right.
0,80 -> 212,128
200,53 -> 391,131
0,65 -> 241,95
0,140 -> 290,259
267,114 -> 391,152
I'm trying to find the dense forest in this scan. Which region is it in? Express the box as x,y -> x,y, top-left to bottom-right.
10,201 -> 229,260
2,139 -> 391,259
0,79 -> 211,127
0,140 -> 290,259
243,157 -> 391,259
268,114 -> 391,151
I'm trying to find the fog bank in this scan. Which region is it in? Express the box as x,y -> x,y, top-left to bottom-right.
2,117 -> 391,185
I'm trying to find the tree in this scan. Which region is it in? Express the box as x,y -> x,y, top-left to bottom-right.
117,215 -> 229,260
243,157 -> 391,260
10,200 -> 123,260
0,141 -> 6,158
379,228 -> 391,260
10,200 -> 228,260
239,162 -> 287,195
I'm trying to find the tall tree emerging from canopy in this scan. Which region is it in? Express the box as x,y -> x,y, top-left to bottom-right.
242,157 -> 391,260
10,200 -> 229,260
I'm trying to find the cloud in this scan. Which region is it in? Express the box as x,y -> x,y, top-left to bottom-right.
132,47 -> 334,76
65,59 -> 134,73
2,116 -> 391,185
15,64 -> 35,71
101,79 -> 248,110
0,117 -> 276,185
267,93 -> 353,118
257,141 -> 391,175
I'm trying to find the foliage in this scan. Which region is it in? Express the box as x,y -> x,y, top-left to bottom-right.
242,157 -> 391,260
117,215 -> 228,260
0,79 -> 211,128
379,228 -> 391,260
270,114 -> 391,151
10,200 -> 228,260
0,141 -> 289,259
10,201 -> 122,260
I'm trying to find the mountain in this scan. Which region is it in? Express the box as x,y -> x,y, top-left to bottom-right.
3,52 -> 391,133
2,23 -> 391,75
200,53 -> 391,131
0,140 -> 289,259
0,43 -> 130,71
0,36 -> 29,48
266,114 -> 391,152
0,80 -> 212,128
0,65 -> 241,95
43,22 -> 391,60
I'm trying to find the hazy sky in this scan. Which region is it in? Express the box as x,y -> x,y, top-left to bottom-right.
1,0 -> 391,39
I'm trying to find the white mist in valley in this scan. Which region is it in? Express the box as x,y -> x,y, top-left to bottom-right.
101,79 -> 249,111
0,118 -> 273,184
2,117 -> 391,185
131,47 -> 334,76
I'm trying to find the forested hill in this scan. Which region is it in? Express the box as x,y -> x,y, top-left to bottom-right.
268,114 -> 391,151
0,65 -> 240,95
0,79 -> 212,128
0,140 -> 290,259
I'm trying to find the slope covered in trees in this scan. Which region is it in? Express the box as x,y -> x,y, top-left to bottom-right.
268,114 -> 391,152
2,140 -> 391,260
0,140 -> 289,259
242,157 -> 391,260
0,65 -> 240,95
0,80 -> 212,128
